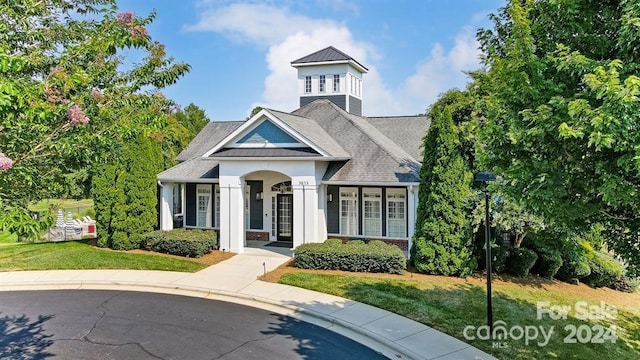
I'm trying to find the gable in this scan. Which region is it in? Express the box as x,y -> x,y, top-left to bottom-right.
235,120 -> 300,146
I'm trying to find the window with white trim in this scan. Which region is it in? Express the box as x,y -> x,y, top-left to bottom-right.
319,75 -> 326,92
350,75 -> 355,95
387,188 -> 406,237
340,188 -> 358,235
305,76 -> 312,93
363,188 -> 382,236
333,74 -> 340,92
196,184 -> 212,228
172,183 -> 183,215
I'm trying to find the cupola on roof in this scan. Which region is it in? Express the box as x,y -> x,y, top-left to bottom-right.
291,46 -> 368,73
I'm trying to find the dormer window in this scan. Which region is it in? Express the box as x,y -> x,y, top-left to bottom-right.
333,74 -> 340,92
305,76 -> 312,93
319,75 -> 326,92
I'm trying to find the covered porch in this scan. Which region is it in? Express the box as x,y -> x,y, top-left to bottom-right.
158,159 -> 327,253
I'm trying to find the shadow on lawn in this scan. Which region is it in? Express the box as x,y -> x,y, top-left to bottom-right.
0,313 -> 55,359
335,279 -> 639,360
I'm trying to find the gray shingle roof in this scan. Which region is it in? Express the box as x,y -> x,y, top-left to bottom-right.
266,109 -> 350,158
293,100 -> 424,183
163,100 -> 429,185
365,116 -> 429,161
158,158 -> 219,181
175,121 -> 242,162
291,46 -> 368,72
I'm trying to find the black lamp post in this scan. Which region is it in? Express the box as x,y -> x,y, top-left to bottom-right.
475,171 -> 496,336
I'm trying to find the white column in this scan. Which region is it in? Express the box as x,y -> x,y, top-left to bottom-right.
220,176 -> 245,253
407,185 -> 418,255
159,182 -> 174,231
291,177 -> 318,248
317,184 -> 328,241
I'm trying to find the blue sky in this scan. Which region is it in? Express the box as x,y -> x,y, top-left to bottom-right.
117,0 -> 504,121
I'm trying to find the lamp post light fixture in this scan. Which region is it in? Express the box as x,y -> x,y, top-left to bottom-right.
475,171 -> 496,337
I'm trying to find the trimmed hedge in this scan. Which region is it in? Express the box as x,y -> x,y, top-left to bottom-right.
532,248 -> 564,279
506,247 -> 538,277
294,239 -> 406,274
141,229 -> 217,258
582,252 -> 623,288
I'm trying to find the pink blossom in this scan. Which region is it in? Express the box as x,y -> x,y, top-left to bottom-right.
67,105 -> 90,125
168,104 -> 181,114
131,25 -> 148,40
0,152 -> 13,171
117,11 -> 133,26
90,89 -> 104,102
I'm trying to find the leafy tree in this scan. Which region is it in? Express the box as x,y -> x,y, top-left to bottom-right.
412,103 -> 476,276
247,106 -> 263,120
178,103 -> 210,135
476,0 -> 640,275
0,1 -> 189,240
92,134 -> 163,250
159,103 -> 210,168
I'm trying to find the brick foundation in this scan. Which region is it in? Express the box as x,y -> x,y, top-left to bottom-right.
246,231 -> 270,241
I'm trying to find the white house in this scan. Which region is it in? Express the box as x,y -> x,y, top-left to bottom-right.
157,46 -> 429,253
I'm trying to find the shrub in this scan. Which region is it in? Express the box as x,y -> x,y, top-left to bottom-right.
492,244 -> 510,274
506,247 -> 538,276
141,228 -> 217,258
324,238 -> 343,247
609,276 -> 636,293
556,245 -> 592,282
582,252 -> 623,288
294,239 -> 406,274
532,248 -> 564,279
347,239 -> 365,245
85,208 -> 96,219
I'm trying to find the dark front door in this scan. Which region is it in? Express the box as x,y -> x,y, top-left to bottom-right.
277,194 -> 293,241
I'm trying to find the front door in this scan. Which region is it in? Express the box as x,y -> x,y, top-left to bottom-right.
277,194 -> 293,241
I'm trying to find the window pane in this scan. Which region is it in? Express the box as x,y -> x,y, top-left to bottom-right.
305,76 -> 312,93
387,199 -> 406,237
340,189 -> 358,235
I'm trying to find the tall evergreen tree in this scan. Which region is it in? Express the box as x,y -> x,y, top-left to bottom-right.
411,105 -> 476,276
92,134 -> 162,250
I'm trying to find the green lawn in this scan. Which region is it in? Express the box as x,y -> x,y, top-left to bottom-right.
0,231 -> 18,244
28,198 -> 94,218
279,272 -> 640,360
0,239 -> 207,272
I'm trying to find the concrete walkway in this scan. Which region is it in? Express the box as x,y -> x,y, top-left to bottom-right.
0,244 -> 495,360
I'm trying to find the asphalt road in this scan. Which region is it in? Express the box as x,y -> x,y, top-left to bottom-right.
0,290 -> 387,360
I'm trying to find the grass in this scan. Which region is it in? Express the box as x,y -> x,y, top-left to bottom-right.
28,198 -> 94,218
0,239 -> 208,272
0,232 -> 18,244
276,270 -> 640,360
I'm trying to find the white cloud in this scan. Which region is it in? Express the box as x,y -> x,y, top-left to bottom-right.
399,26 -> 481,113
185,3 -> 335,45
187,2 -> 481,116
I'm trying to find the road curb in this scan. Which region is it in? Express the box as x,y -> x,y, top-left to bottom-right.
0,280 -> 420,360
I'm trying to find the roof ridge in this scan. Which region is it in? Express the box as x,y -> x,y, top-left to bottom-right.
321,101 -> 420,164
